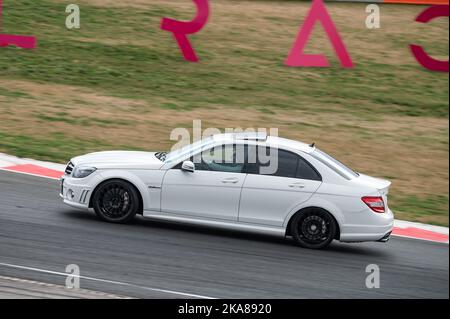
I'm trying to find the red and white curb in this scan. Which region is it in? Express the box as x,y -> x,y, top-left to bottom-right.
393,220 -> 448,244
1,153 -> 448,244
0,153 -> 65,180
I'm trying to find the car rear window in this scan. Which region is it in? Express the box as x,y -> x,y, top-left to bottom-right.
312,149 -> 359,179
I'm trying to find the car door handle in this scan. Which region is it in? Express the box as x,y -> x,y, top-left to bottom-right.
289,183 -> 306,189
221,178 -> 239,184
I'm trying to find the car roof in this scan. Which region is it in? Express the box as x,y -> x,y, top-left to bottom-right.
212,133 -> 315,154
266,136 -> 315,154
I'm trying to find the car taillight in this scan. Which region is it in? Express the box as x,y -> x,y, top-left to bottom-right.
362,196 -> 385,213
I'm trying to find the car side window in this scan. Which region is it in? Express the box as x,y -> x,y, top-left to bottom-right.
297,156 -> 322,181
250,147 -> 322,181
198,144 -> 247,173
171,144 -> 248,173
257,148 -> 297,178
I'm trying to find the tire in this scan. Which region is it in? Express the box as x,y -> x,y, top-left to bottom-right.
290,208 -> 337,249
92,179 -> 140,224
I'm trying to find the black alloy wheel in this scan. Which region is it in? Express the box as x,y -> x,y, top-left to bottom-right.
291,208 -> 337,249
92,179 -> 140,223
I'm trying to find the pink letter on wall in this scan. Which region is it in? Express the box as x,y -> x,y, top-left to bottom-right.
0,0 -> 37,49
285,0 -> 353,68
410,5 -> 449,73
161,0 -> 209,62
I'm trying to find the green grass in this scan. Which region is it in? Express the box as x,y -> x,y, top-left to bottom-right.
0,131 -> 150,162
0,0 -> 448,116
34,113 -> 132,127
0,87 -> 31,99
390,194 -> 449,224
0,131 -> 110,162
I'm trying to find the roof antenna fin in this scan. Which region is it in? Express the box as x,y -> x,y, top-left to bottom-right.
310,142 -> 315,148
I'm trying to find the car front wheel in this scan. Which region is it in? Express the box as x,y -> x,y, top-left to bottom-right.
92,179 -> 140,224
291,208 -> 337,249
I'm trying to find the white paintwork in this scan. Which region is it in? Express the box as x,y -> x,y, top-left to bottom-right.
72,151 -> 164,169
162,170 -> 245,221
239,174 -> 321,226
61,134 -> 395,243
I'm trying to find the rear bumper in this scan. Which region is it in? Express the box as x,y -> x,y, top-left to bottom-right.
339,208 -> 394,242
377,231 -> 392,242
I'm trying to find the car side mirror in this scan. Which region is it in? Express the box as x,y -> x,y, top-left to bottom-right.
181,160 -> 195,173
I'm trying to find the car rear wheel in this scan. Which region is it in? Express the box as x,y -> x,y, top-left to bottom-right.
291,208 -> 337,249
92,179 -> 140,224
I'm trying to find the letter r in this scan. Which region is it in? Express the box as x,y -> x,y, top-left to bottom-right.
161,0 -> 209,62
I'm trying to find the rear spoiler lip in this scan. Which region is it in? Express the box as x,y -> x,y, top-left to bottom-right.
354,173 -> 392,192
377,179 -> 392,190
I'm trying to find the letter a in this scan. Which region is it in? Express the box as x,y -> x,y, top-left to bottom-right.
285,0 -> 353,68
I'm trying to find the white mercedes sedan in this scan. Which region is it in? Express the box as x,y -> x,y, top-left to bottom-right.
60,133 -> 394,249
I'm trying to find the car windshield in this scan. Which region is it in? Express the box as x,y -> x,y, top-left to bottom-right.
165,137 -> 215,163
312,148 -> 359,179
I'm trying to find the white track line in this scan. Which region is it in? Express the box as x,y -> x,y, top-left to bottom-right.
0,262 -> 216,299
0,275 -> 131,299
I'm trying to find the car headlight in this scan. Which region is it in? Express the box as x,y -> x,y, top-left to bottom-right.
72,166 -> 97,178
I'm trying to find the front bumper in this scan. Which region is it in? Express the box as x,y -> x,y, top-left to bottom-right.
60,177 -> 92,211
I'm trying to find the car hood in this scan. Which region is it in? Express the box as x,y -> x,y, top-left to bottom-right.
71,151 -> 164,169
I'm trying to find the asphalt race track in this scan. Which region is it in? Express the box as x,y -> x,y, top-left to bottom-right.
0,170 -> 448,299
